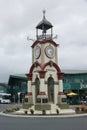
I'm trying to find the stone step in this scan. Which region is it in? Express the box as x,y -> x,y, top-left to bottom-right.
51,104 -> 60,114
59,109 -> 75,114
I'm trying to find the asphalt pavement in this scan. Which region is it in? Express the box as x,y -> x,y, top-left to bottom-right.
0,113 -> 87,130
0,104 -> 87,130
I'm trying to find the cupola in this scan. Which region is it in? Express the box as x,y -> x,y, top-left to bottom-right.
36,10 -> 53,40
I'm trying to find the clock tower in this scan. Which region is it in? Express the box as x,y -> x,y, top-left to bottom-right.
26,11 -> 66,109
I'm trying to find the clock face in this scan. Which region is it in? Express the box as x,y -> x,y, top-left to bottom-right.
34,46 -> 41,59
45,45 -> 54,58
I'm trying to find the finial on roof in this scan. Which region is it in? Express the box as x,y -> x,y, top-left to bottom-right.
43,10 -> 46,19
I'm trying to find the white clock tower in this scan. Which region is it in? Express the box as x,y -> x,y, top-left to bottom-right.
26,11 -> 66,109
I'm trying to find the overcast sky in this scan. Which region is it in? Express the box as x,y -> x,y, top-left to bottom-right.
0,0 -> 87,82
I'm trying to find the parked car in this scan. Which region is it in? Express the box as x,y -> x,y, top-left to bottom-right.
0,93 -> 11,104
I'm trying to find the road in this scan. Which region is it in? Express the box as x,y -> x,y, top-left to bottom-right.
0,104 -> 87,130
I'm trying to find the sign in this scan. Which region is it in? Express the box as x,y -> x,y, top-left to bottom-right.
80,84 -> 87,89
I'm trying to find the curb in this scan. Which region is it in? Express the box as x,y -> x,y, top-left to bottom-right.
0,112 -> 87,118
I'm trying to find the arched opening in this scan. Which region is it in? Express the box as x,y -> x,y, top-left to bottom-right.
35,77 -> 40,103
48,76 -> 54,103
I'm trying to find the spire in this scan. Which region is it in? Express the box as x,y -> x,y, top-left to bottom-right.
43,10 -> 46,19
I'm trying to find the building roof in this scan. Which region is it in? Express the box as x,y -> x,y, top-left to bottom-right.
62,70 -> 87,74
10,74 -> 27,78
8,74 -> 27,85
10,74 -> 27,79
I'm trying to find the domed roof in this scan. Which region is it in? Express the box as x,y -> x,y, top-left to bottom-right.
36,11 -> 53,30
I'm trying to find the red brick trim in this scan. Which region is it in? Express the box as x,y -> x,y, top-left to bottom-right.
27,61 -> 64,80
43,61 -> 61,73
57,72 -> 64,80
29,62 -> 42,73
28,61 -> 62,75
39,91 -> 46,95
26,73 -> 32,81
31,39 -> 59,48
58,91 -> 64,95
27,92 -> 32,96
38,71 -> 46,78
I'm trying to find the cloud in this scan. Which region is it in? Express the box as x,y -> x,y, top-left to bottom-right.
0,0 -> 87,82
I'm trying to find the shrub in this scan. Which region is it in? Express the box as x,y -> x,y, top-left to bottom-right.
3,106 -> 20,113
75,107 -> 80,113
30,109 -> 34,115
84,108 -> 87,113
81,106 -> 85,112
3,108 -> 14,113
56,109 -> 59,115
12,106 -> 19,111
24,110 -> 28,114
42,109 -> 46,115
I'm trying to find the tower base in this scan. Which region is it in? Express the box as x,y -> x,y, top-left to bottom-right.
57,94 -> 67,104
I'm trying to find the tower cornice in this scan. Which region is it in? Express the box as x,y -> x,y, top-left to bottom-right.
31,39 -> 59,48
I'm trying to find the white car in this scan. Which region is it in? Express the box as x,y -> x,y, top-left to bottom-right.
0,99 -> 11,104
0,93 -> 11,104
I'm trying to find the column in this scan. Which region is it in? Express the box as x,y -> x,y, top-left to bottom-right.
38,71 -> 46,95
27,81 -> 32,96
57,72 -> 64,95
39,78 -> 46,95
57,72 -> 67,104
26,73 -> 33,95
58,80 -> 64,95
38,71 -> 47,103
26,73 -> 33,104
